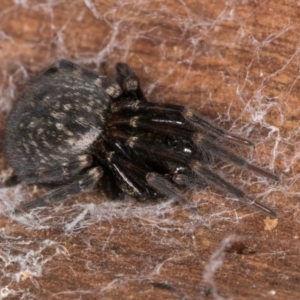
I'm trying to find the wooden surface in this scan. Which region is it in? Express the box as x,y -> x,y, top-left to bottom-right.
0,1 -> 299,299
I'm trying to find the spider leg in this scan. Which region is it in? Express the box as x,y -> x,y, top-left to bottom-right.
107,150 -> 188,203
19,154 -> 93,185
111,100 -> 254,147
115,63 -> 147,101
0,174 -> 20,188
108,155 -> 151,200
173,172 -> 207,189
38,59 -> 122,98
39,59 -> 92,77
97,167 -> 124,200
183,110 -> 255,147
198,138 -> 280,181
145,172 -> 189,204
17,166 -> 103,212
94,136 -> 188,202
191,163 -> 278,218
94,139 -> 156,199
109,130 -> 278,218
108,114 -> 279,182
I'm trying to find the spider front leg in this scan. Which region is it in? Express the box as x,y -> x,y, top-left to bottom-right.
111,100 -> 254,147
108,112 -> 279,182
191,164 -> 279,218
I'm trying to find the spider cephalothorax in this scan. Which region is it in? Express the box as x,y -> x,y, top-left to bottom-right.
2,59 -> 279,217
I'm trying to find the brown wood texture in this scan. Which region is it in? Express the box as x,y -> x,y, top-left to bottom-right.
0,1 -> 299,299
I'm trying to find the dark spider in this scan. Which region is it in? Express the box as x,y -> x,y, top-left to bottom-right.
1,59 -> 280,217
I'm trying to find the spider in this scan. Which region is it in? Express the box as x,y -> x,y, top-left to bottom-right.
1,59 -> 279,217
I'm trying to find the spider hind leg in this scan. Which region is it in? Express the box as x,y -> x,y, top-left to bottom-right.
0,174 -> 20,188
16,166 -> 103,212
38,59 -> 122,99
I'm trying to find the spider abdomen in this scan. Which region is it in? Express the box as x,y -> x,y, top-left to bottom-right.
5,62 -> 114,184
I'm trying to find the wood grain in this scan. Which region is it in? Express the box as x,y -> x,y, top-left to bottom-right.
0,1 -> 299,299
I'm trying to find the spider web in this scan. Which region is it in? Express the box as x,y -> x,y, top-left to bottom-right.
0,1 -> 299,299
